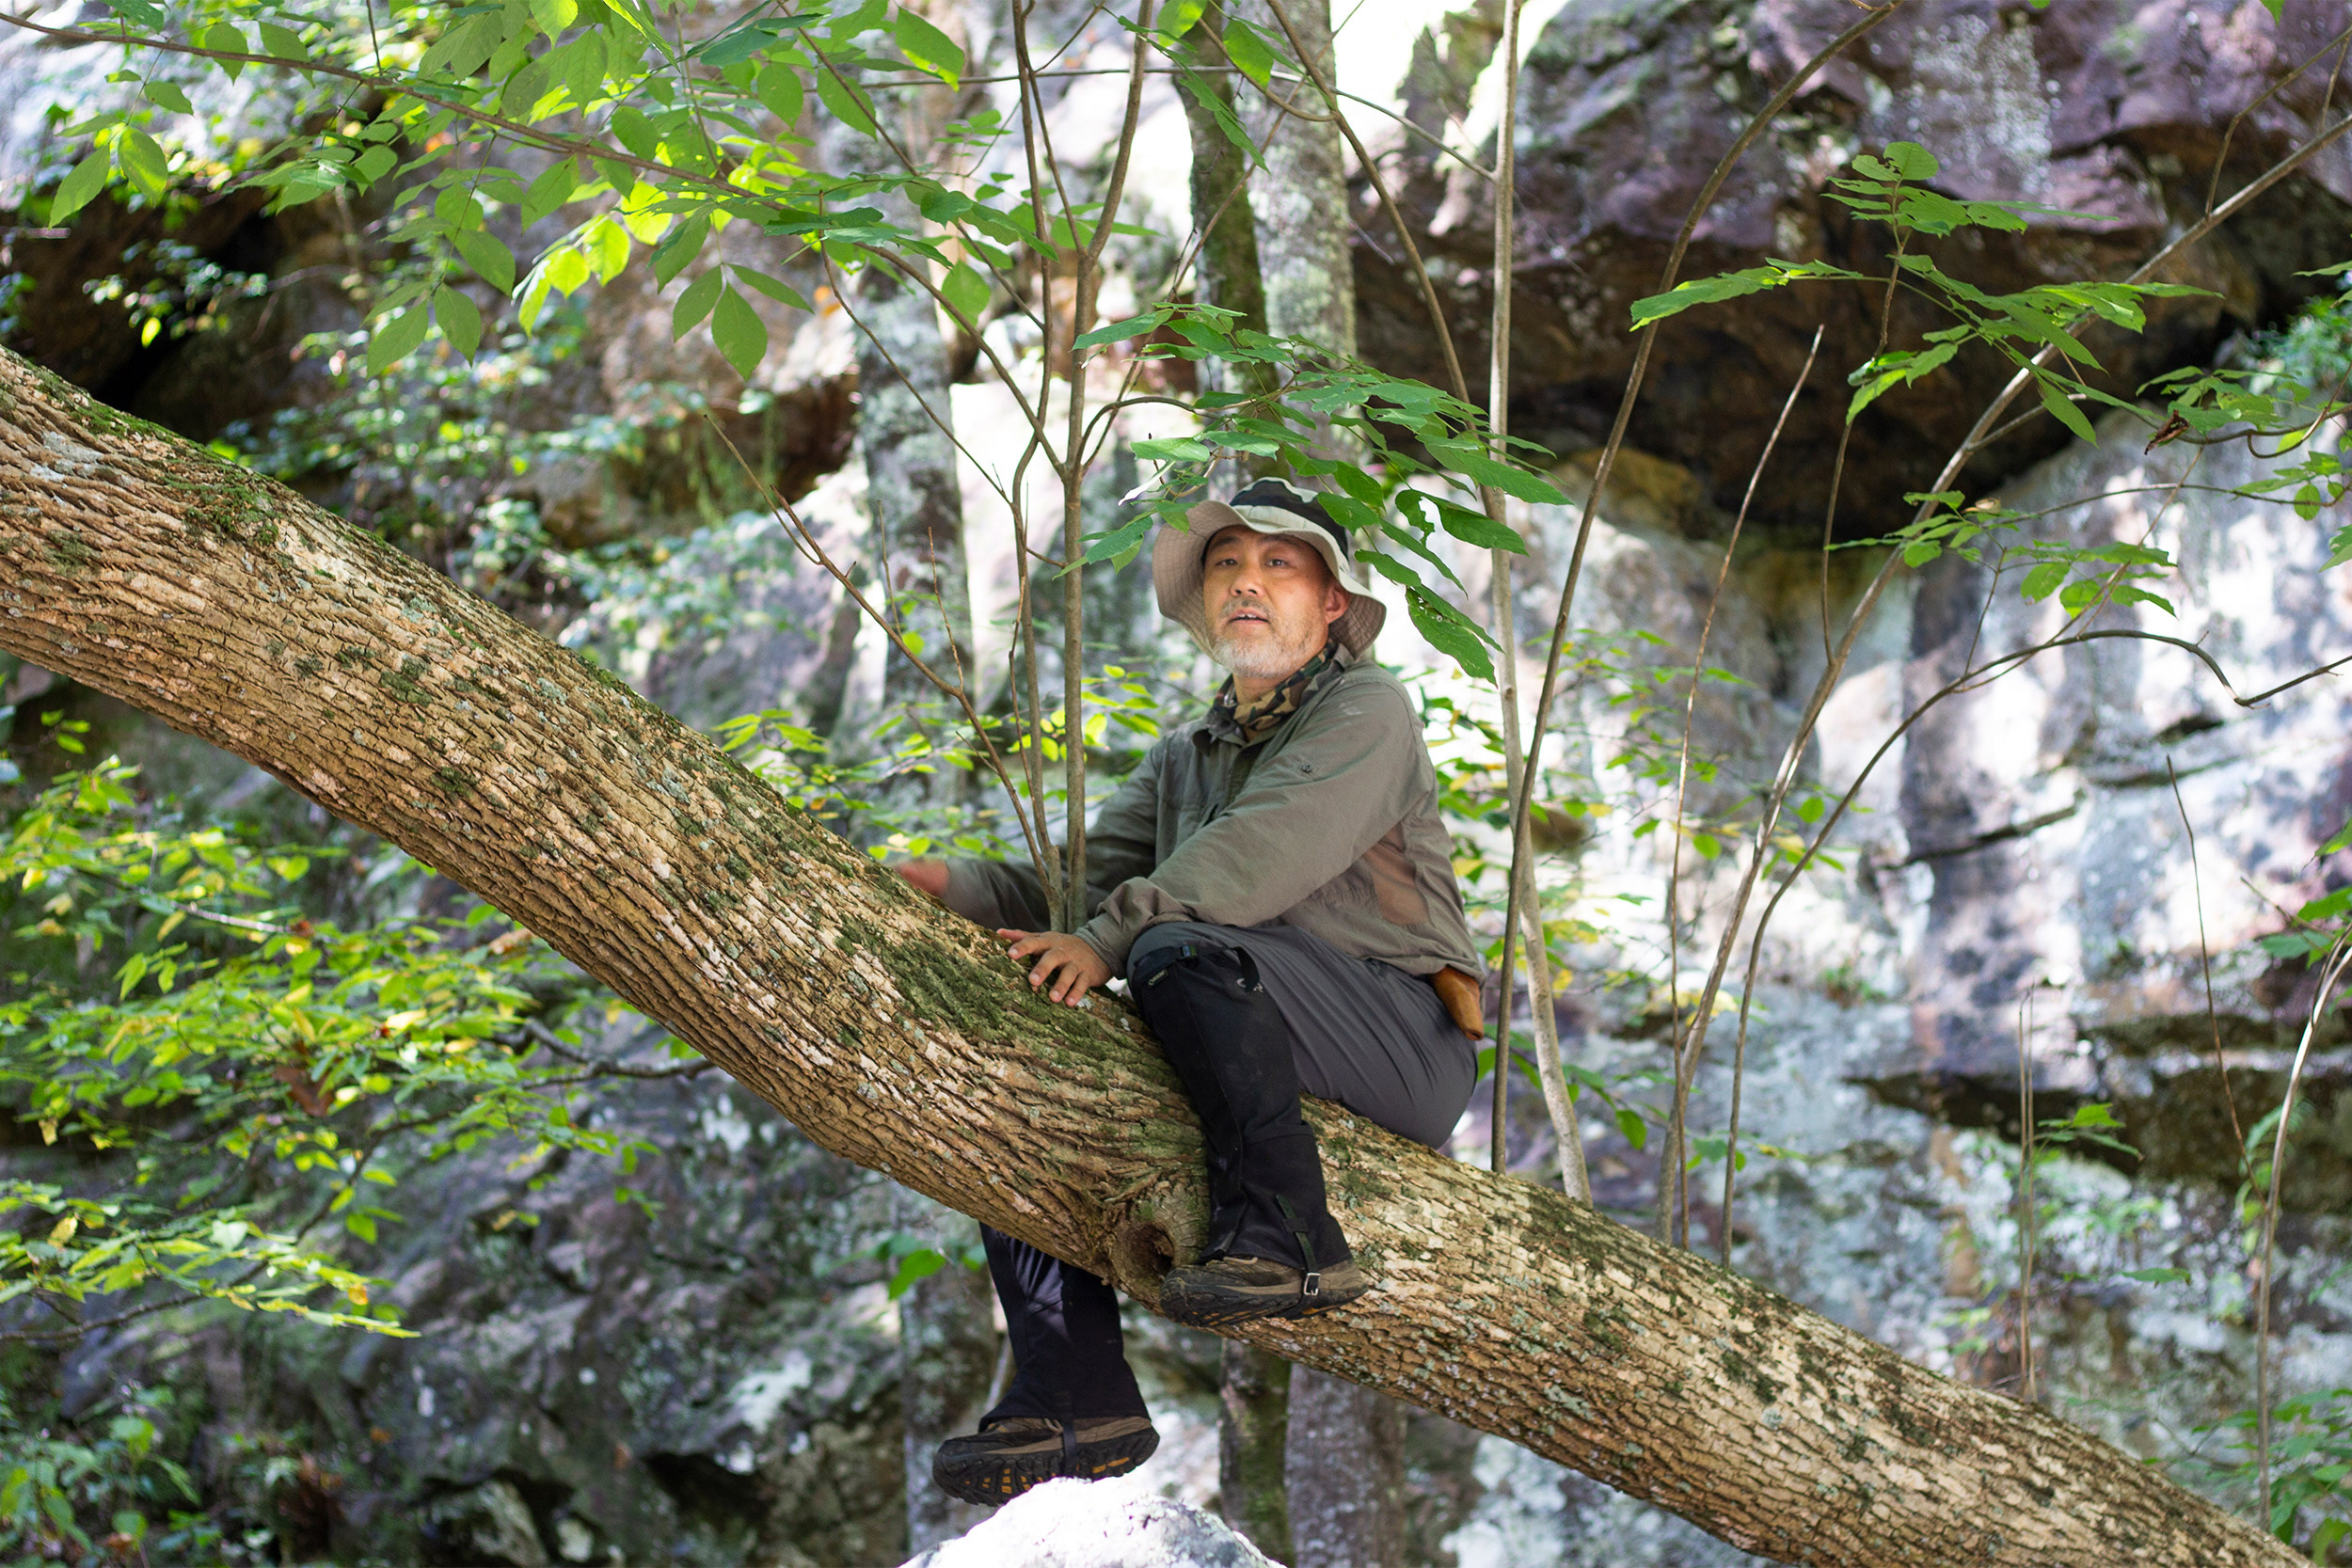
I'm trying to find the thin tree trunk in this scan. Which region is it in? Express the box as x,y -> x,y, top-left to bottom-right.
1238,0 -> 1354,361
1284,1369 -> 1406,1568
898,1200 -> 997,1556
1179,2 -> 1276,405
1219,1341 -> 1294,1561
1180,14 -> 1296,1530
1232,6 -> 1405,1541
0,351 -> 2298,1568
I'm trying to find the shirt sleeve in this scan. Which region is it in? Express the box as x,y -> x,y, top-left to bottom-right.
1075,677 -> 1421,974
942,739 -> 1167,931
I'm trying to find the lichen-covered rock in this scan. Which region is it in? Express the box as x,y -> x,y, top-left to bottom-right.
900,1477 -> 1277,1568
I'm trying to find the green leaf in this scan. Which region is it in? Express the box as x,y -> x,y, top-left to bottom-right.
144,80 -> 193,114
1615,1106 -> 1647,1150
671,268 -> 723,339
434,286 -> 484,359
650,213 -> 709,286
1222,17 -> 1273,87
2019,561 -> 2067,602
1080,510 -> 1156,567
755,61 -> 804,126
1073,313 -> 1153,351
1405,585 -> 1496,681
940,261 -> 989,326
1881,140 -> 1939,181
366,306 -> 432,374
885,1246 -> 946,1298
735,266 -> 812,310
2300,886 -> 2352,923
257,20 -> 306,59
1133,436 -> 1214,462
893,8 -> 962,86
452,228 -> 517,293
418,13 -> 498,77
118,128 -> 169,198
354,144 -> 398,184
709,285 -> 768,379
50,150 -> 110,224
531,0 -> 578,34
814,65 -> 876,134
203,21 -> 247,76
1158,0 -> 1208,40
521,160 -> 578,226
1433,445 -> 1566,505
1431,497 -> 1527,554
2318,814 -> 2352,858
2036,375 -> 2096,442
828,0 -> 888,43
1628,259 -> 1852,329
608,103 -> 659,159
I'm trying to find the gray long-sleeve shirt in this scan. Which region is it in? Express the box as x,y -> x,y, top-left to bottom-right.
944,647 -> 1484,979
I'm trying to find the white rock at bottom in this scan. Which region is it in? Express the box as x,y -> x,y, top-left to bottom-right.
899,1477 -> 1275,1568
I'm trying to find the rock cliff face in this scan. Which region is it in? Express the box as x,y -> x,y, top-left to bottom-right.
1454,406 -> 2352,1563
1364,0 -> 2352,537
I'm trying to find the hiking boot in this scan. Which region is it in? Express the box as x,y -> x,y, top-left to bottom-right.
1159,1255 -> 1371,1328
931,1416 -> 1160,1505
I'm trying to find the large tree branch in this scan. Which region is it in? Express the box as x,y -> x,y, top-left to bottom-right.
0,347 -> 2292,1568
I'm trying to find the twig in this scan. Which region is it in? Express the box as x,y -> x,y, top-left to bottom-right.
2016,983 -> 2037,1404
1688,323 -> 1820,1259
2257,933 -> 2352,1527
702,416 -> 1057,886
2169,757 -> 2248,1164
518,1020 -> 713,1079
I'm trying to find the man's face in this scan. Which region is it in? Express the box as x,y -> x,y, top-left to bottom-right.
1202,525 -> 1348,680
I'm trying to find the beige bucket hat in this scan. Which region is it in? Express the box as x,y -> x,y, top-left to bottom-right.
1152,477 -> 1386,657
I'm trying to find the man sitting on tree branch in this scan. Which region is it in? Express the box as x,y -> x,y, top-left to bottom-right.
897,476 -> 1487,1504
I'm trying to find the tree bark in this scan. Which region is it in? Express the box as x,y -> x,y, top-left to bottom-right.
1237,0 -> 1354,361
1178,2 -> 1276,408
1285,1368 -> 1406,1568
896,1193 -> 997,1556
1218,1340 -> 1294,1562
0,348 -> 2298,1568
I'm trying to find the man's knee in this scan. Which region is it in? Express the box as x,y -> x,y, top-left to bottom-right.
1128,922 -> 1242,984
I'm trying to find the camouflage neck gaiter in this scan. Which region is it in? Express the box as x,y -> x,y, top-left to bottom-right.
1215,642 -> 1336,744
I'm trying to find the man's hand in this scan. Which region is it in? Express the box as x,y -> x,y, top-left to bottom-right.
1001,929 -> 1111,1006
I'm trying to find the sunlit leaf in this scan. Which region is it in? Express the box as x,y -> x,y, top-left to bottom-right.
893,8 -> 963,86
366,307 -> 432,375
50,150 -> 110,224
453,229 -> 518,294
1222,16 -> 1273,87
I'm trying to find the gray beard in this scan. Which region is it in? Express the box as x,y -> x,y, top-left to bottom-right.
1211,621 -> 1322,680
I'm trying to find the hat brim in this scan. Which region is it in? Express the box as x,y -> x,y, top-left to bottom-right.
1153,500 -> 1387,658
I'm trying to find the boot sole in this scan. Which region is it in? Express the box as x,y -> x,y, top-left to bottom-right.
932,1425 -> 1160,1506
1160,1276 -> 1371,1329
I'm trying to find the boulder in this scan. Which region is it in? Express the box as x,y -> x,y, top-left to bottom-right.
901,1479 -> 1276,1568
